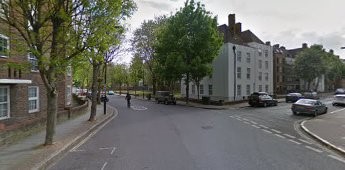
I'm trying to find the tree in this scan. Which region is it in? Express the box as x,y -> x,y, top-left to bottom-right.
111,64 -> 129,94
129,54 -> 143,96
155,0 -> 223,103
294,45 -> 327,91
131,16 -> 167,95
322,51 -> 345,90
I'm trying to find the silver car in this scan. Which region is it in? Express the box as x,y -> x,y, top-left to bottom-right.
332,94 -> 345,106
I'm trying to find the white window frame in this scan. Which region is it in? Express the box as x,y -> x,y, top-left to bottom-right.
265,61 -> 269,69
265,73 -> 269,81
247,68 -> 251,79
237,51 -> 242,62
258,60 -> 262,69
259,85 -> 262,92
0,0 -> 9,19
0,34 -> 9,58
200,84 -> 204,95
208,84 -> 213,96
0,86 -> 10,120
66,85 -> 72,106
28,52 -> 39,72
237,84 -> 241,96
259,72 -> 262,81
28,86 -> 39,113
237,67 -> 241,79
246,53 -> 251,63
246,85 -> 250,95
265,85 -> 269,92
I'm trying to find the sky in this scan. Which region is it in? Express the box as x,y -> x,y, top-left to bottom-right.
123,0 -> 345,62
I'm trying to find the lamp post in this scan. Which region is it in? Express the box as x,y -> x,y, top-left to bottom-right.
233,45 -> 236,101
142,60 -> 145,99
103,61 -> 107,115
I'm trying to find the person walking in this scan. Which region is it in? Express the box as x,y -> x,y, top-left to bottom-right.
125,93 -> 131,108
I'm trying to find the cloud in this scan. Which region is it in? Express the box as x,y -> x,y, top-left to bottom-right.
141,0 -> 174,11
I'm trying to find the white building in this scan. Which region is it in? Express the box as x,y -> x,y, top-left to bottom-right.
181,14 -> 273,101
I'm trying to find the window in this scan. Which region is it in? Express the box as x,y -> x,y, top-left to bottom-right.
192,85 -> 195,94
66,85 -> 71,106
246,85 -> 250,95
279,66 -> 283,73
200,84 -> 204,95
0,0 -> 9,19
237,51 -> 242,62
0,34 -> 9,58
246,53 -> 251,63
28,86 -> 39,113
247,68 -> 251,79
265,50 -> 268,57
259,85 -> 262,92
237,67 -> 241,79
67,66 -> 72,76
28,53 -> 38,72
265,85 -> 269,92
237,85 -> 241,96
258,49 -> 262,56
208,85 -> 213,95
258,60 -> 262,69
265,73 -> 269,81
0,86 -> 9,120
259,72 -> 262,81
265,61 -> 269,69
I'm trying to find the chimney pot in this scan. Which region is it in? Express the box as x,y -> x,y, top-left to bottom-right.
302,43 -> 308,48
265,41 -> 271,46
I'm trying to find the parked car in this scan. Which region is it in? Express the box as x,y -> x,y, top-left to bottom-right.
108,91 -> 115,95
155,91 -> 176,105
303,91 -> 318,99
248,92 -> 278,107
291,99 -> 327,116
285,93 -> 303,103
332,94 -> 345,106
335,88 -> 345,95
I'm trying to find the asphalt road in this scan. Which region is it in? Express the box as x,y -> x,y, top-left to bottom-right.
49,95 -> 345,170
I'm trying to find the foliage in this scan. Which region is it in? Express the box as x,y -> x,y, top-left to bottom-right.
155,0 -> 223,102
129,54 -> 144,88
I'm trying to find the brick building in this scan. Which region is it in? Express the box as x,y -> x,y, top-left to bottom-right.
0,2 -> 72,129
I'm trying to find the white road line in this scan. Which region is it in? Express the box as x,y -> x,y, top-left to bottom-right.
330,108 -> 345,114
283,134 -> 296,139
243,121 -> 250,125
271,129 -> 282,134
101,162 -> 108,170
236,118 -> 242,121
242,118 -> 249,121
252,125 -> 261,128
288,139 -> 301,145
70,149 -> 85,152
275,134 -> 286,139
111,147 -> 116,155
229,116 -> 234,118
262,129 -> 273,134
328,155 -> 345,164
250,121 -> 258,124
305,146 -> 323,153
298,138 -> 312,144
99,147 -> 111,150
259,125 -> 268,129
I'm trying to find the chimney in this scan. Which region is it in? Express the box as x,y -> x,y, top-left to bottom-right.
234,22 -> 242,35
265,41 -> 271,46
273,44 -> 280,48
329,49 -> 334,54
302,43 -> 308,48
228,14 -> 235,27
280,46 -> 286,50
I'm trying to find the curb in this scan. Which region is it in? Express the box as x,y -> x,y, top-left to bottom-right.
300,120 -> 345,156
36,105 -> 119,170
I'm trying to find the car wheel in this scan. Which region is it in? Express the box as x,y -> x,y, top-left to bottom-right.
164,100 -> 168,105
313,111 -> 317,117
324,108 -> 328,114
174,101 -> 176,105
263,102 -> 267,107
332,103 -> 336,106
293,111 -> 297,115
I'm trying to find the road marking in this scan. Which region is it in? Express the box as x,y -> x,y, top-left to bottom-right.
341,137 -> 345,140
298,138 -> 312,145
236,118 -> 242,121
70,149 -> 85,152
288,139 -> 301,145
283,134 -> 296,139
100,147 -> 111,150
271,129 -> 282,134
242,118 -> 249,121
305,146 -> 323,153
262,129 -> 272,134
101,162 -> 108,170
259,125 -> 268,129
131,105 -> 148,111
250,121 -> 258,124
243,121 -> 250,125
275,134 -> 286,139
328,155 -> 345,164
229,116 -> 234,118
252,125 -> 261,128
111,147 -> 116,155
330,108 -> 345,114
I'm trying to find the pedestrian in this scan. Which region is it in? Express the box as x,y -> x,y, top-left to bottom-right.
125,92 -> 131,108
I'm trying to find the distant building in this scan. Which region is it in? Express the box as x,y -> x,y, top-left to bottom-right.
181,14 -> 273,101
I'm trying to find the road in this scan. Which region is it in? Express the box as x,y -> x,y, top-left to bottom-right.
49,95 -> 345,170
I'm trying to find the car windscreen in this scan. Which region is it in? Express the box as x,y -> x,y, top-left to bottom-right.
295,99 -> 315,105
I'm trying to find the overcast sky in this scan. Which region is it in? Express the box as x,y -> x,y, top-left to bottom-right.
123,0 -> 345,62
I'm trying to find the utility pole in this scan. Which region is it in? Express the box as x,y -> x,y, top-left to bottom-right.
103,62 -> 107,115
233,45 -> 237,101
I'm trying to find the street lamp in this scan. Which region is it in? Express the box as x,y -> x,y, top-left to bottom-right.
341,47 -> 345,49
233,45 -> 236,101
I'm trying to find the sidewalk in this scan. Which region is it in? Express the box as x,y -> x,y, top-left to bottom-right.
301,111 -> 345,155
0,104 -> 116,170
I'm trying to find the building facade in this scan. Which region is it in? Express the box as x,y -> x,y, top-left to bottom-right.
181,14 -> 274,101
0,2 -> 72,129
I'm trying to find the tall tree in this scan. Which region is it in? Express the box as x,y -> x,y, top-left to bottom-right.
129,54 -> 143,96
155,0 -> 222,103
294,45 -> 327,90
131,16 -> 167,95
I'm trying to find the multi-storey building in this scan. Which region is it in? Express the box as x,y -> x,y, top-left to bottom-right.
0,2 -> 72,130
181,14 -> 273,101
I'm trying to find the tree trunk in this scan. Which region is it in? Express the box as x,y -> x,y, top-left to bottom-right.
315,76 -> 320,92
152,75 -> 157,96
185,73 -> 190,104
307,80 -> 311,91
90,62 -> 100,121
45,89 -> 58,145
197,82 -> 200,100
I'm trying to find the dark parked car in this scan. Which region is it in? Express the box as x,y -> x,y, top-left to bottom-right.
335,88 -> 345,95
248,92 -> 277,107
291,99 -> 327,116
303,91 -> 318,99
285,93 -> 303,103
155,91 -> 176,105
